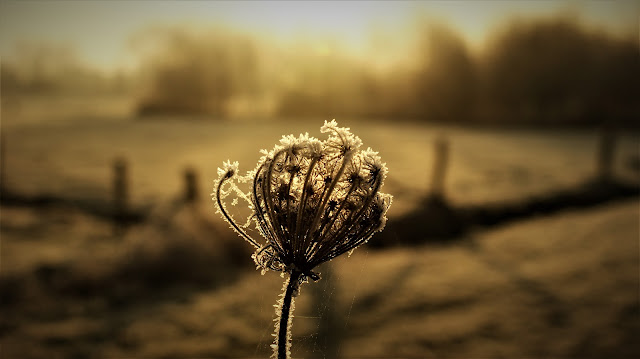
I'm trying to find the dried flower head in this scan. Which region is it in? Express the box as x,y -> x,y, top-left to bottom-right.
212,120 -> 391,359
214,120 -> 391,280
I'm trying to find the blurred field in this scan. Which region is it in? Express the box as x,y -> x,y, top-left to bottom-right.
1,195 -> 638,358
1,112 -> 639,358
2,112 -> 639,215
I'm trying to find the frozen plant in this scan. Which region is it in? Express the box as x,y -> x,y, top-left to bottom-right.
213,120 -> 391,359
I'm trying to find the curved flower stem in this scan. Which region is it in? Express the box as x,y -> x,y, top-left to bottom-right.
275,270 -> 302,359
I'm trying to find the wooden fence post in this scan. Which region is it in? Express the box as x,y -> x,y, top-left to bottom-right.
597,126 -> 617,182
113,157 -> 129,223
184,167 -> 198,203
429,136 -> 450,201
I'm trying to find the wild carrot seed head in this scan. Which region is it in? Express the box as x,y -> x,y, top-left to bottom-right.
213,120 -> 391,282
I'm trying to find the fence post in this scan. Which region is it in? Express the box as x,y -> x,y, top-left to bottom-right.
428,136 -> 450,201
597,125 -> 617,182
113,157 -> 129,223
183,167 -> 199,203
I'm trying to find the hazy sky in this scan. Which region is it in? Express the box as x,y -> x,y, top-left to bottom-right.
1,0 -> 637,71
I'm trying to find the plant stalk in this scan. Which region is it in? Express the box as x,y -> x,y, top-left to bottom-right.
276,270 -> 301,359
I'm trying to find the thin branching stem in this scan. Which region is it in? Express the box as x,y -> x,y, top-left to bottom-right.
264,150 -> 290,253
315,177 -> 359,243
294,155 -> 319,255
253,164 -> 285,255
304,153 -> 350,254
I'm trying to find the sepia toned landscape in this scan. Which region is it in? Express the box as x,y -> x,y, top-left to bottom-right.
1,1 -> 639,358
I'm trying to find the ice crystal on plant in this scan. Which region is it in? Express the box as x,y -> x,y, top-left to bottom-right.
212,120 -> 391,359
213,119 -> 392,281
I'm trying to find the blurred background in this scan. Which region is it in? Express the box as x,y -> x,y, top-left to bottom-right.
1,1 -> 638,358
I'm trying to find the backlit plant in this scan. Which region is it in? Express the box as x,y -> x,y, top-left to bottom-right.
213,120 -> 391,358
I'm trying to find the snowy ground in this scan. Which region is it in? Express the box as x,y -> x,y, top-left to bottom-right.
1,197 -> 638,358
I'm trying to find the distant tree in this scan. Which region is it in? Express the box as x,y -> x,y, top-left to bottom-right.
588,35 -> 640,126
275,50 -> 383,118
135,28 -> 259,117
1,43 -> 115,95
481,16 -> 640,126
414,24 -> 477,123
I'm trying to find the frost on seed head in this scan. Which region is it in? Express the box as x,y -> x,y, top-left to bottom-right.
321,119 -> 363,158
213,119 -> 391,282
217,160 -> 239,178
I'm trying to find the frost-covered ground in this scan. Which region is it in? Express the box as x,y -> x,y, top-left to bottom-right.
1,198 -> 638,358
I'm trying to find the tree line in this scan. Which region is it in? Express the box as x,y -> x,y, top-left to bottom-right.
2,15 -> 637,126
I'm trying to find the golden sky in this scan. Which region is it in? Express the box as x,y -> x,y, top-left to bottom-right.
1,0 -> 637,71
